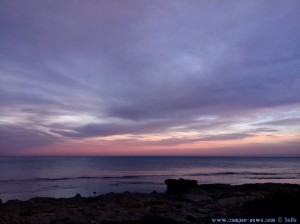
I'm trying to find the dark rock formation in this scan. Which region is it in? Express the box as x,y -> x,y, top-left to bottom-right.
165,178 -> 198,194
0,179 -> 299,224
245,188 -> 300,218
75,193 -> 81,198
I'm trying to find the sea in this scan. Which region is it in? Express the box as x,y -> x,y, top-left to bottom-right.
0,156 -> 299,202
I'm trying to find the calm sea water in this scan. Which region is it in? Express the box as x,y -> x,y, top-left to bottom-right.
0,157 -> 299,202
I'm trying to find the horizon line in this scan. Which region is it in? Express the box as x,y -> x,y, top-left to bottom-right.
1,155 -> 299,158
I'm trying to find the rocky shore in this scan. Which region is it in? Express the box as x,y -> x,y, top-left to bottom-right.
0,179 -> 299,224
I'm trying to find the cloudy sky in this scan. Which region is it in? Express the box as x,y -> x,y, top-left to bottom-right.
0,0 -> 299,156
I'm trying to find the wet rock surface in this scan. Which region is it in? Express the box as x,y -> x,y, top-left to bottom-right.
0,180 -> 299,224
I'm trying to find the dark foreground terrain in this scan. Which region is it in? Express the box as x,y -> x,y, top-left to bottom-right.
0,179 -> 299,224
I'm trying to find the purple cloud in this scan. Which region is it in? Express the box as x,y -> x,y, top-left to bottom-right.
0,1 -> 299,154
0,125 -> 59,155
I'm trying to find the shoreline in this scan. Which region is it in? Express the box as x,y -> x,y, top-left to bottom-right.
0,179 -> 299,224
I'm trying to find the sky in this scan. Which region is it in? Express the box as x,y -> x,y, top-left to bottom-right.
0,0 -> 299,156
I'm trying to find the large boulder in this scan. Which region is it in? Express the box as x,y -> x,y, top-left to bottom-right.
165,178 -> 198,194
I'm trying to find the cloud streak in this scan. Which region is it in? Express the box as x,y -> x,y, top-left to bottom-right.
0,0 -> 299,155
